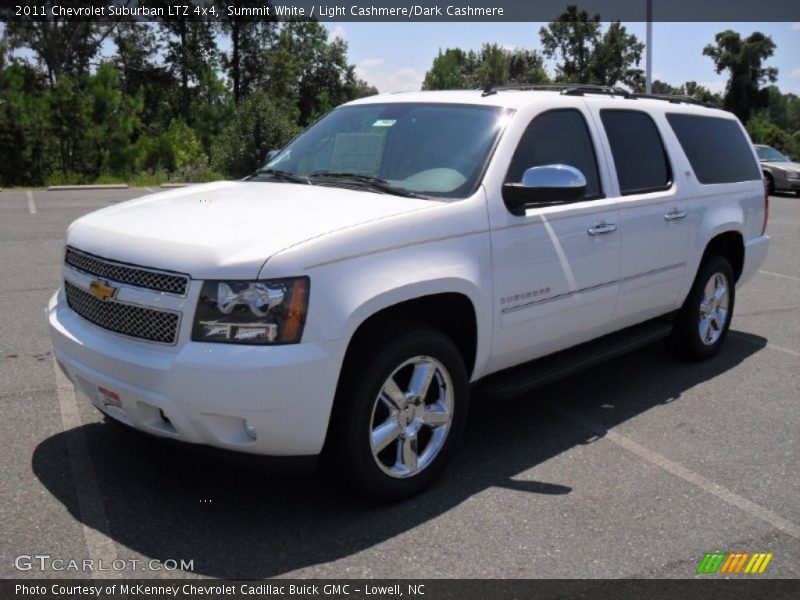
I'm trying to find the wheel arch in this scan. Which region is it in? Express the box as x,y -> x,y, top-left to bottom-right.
343,288 -> 480,380
701,230 -> 745,283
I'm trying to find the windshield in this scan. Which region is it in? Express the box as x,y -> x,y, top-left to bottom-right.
756,146 -> 789,162
256,103 -> 509,199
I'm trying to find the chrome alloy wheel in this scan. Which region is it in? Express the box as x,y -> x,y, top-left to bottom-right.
698,271 -> 730,346
369,356 -> 454,478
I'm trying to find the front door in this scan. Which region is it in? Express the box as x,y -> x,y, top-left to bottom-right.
487,107 -> 621,374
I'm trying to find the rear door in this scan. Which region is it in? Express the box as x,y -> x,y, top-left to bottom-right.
590,108 -> 689,325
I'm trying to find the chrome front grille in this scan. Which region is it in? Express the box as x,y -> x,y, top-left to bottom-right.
65,246 -> 189,296
64,281 -> 180,345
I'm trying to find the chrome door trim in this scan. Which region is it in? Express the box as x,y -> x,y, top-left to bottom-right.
501,261 -> 686,314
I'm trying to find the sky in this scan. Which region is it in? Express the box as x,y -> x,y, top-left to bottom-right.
323,21 -> 800,95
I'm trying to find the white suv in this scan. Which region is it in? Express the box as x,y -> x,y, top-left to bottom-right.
48,86 -> 769,499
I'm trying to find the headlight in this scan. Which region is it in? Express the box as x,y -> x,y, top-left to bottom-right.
787,170 -> 800,179
192,277 -> 309,344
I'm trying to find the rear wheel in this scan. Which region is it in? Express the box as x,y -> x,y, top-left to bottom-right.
330,324 -> 469,500
669,255 -> 735,361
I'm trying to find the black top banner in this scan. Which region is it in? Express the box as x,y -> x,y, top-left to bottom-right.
2,0 -> 799,22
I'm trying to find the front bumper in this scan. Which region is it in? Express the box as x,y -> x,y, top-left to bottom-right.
785,179 -> 800,191
48,290 -> 347,456
774,173 -> 800,191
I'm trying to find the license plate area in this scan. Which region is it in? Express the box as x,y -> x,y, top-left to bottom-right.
74,375 -> 130,425
97,385 -> 122,409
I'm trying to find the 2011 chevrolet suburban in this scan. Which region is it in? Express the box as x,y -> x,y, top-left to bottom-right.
48,85 -> 769,499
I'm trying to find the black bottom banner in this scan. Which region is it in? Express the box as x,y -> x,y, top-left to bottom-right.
3,579 -> 799,600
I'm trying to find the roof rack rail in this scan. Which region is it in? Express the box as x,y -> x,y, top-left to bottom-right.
483,83 -> 629,97
480,83 -> 713,107
628,92 -> 711,107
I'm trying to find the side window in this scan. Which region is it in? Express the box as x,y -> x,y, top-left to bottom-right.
666,114 -> 761,184
505,109 -> 602,200
600,110 -> 672,195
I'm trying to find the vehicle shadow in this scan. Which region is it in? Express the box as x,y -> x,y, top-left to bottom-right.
32,331 -> 767,578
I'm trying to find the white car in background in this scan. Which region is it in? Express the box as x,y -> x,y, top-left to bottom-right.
49,86 -> 769,499
755,144 -> 800,195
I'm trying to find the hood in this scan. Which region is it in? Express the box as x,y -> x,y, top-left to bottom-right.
763,160 -> 800,172
67,181 -> 437,279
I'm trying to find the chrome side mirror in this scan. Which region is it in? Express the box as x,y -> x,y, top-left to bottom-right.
503,164 -> 587,216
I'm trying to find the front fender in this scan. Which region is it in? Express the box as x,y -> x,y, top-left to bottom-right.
305,234 -> 494,380
261,190 -> 495,379
343,277 -> 483,339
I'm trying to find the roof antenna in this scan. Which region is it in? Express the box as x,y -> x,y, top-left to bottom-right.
482,83 -> 497,97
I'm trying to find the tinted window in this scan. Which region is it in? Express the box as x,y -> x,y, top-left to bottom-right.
600,110 -> 671,195
668,114 -> 762,184
506,109 -> 602,199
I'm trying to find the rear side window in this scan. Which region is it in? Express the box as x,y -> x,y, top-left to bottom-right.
666,114 -> 761,184
506,109 -> 602,200
600,110 -> 672,195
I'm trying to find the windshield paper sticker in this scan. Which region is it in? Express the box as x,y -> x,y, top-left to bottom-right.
372,119 -> 397,127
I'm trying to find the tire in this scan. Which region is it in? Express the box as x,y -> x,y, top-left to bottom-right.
329,323 -> 469,500
764,173 -> 775,195
668,254 -> 735,361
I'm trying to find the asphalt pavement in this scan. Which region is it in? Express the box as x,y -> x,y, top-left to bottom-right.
0,187 -> 798,579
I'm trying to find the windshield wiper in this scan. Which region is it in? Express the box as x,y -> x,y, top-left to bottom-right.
254,168 -> 310,184
309,172 -> 426,198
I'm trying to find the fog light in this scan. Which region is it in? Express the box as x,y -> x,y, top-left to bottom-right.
244,421 -> 257,440
234,324 -> 277,342
197,321 -> 278,343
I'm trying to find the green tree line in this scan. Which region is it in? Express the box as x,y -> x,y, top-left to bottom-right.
423,7 -> 800,160
0,15 -> 376,187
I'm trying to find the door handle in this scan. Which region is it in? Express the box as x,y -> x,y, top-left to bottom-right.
664,209 -> 687,221
587,223 -> 617,236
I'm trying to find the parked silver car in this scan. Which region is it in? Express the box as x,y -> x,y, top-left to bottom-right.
755,144 -> 800,196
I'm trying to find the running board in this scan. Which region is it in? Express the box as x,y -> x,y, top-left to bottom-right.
475,318 -> 674,400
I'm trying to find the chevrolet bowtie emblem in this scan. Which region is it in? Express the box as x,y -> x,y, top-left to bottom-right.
88,279 -> 118,301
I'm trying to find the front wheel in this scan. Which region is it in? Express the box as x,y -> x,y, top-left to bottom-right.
764,173 -> 775,195
330,324 -> 469,500
669,254 -> 735,361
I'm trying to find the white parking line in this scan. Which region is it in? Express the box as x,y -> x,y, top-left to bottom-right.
145,187 -> 155,193
27,190 -> 36,214
765,343 -> 800,358
52,356 -> 119,579
730,331 -> 800,358
553,405 -> 800,541
759,270 -> 800,283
